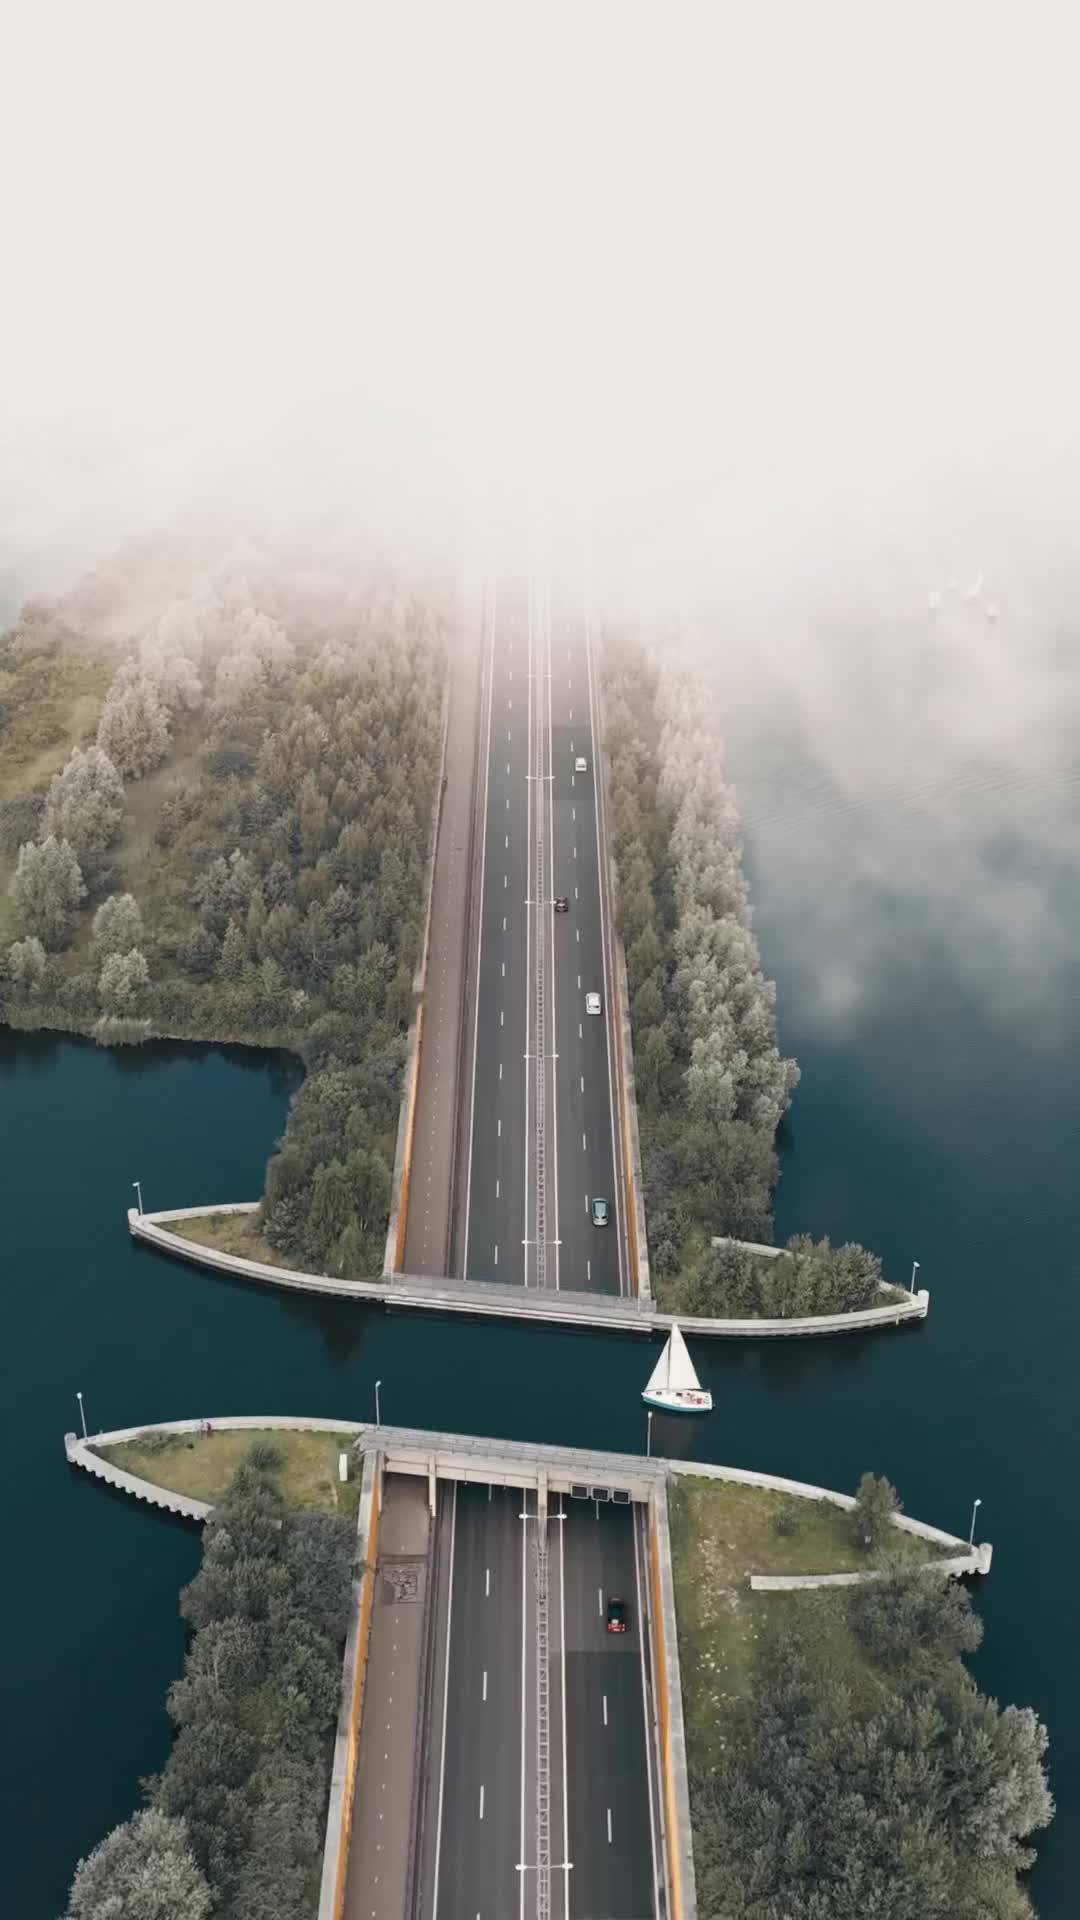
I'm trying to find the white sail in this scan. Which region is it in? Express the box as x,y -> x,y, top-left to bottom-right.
644,1337 -> 671,1394
666,1324 -> 702,1393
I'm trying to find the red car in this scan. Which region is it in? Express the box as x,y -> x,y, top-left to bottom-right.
605,1596 -> 628,1634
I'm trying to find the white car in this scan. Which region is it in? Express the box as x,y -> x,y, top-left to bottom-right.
585,991 -> 602,1015
574,755 -> 588,773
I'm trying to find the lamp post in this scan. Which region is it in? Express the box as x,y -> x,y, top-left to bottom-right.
132,1180 -> 143,1216
969,1496 -> 982,1547
910,1260 -> 920,1294
646,1410 -> 653,1459
374,1379 -> 382,1428
76,1391 -> 87,1441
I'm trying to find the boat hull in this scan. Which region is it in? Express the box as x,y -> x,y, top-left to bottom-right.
642,1389 -> 713,1415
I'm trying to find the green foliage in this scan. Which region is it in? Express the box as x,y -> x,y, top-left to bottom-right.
96,663 -> 172,776
99,946 -> 150,1012
1,552 -> 446,1275
63,1809 -> 211,1920
91,890 -> 145,957
42,746 -> 125,868
691,1617 -> 1052,1920
143,1442 -> 354,1915
849,1569 -> 984,1669
669,1234 -> 883,1319
852,1471 -> 902,1551
11,834 -> 86,948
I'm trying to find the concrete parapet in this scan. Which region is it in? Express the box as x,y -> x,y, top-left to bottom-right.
384,673 -> 452,1277
318,1449 -> 381,1920
131,1206 -> 931,1339
651,1480 -> 699,1920
750,1552 -> 988,1590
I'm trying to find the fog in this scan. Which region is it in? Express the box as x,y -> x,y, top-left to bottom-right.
5,3 -> 1080,1019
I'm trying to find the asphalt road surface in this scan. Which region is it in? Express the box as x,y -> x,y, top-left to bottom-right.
462,576 -> 627,1295
421,1480 -> 657,1920
560,1498 -> 658,1920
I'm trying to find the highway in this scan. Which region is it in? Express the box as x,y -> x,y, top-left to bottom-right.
420,1480 -> 658,1920
462,576 -> 627,1295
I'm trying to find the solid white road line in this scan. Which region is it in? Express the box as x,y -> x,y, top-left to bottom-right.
431,1482 -> 458,1920
633,1510 -> 663,1918
558,1494 -> 571,1918
584,594 -> 629,1295
545,577 -> 562,1293
523,574 -> 534,1288
462,588 -> 496,1282
519,1494 -> 529,1920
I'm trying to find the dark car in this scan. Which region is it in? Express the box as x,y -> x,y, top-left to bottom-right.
606,1596 -> 629,1634
554,896 -> 569,913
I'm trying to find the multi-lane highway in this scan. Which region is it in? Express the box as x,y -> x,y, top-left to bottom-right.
419,1480 -> 658,1920
461,577 -> 628,1294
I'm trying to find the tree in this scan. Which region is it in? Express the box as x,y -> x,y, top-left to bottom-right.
11,835 -> 86,948
99,947 -> 150,1013
64,1809 -> 211,1920
42,746 -> 125,865
851,1471 -> 901,1551
97,665 -> 172,777
849,1568 -> 984,1668
4,935 -> 46,995
92,891 -> 145,957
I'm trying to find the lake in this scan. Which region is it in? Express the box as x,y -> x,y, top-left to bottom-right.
5,722 -> 1078,1920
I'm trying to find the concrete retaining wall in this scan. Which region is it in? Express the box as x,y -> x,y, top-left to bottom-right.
651,1481 -> 698,1920
750,1549 -> 991,1590
318,1449 -> 382,1920
132,1207 -> 931,1339
384,673 -> 452,1276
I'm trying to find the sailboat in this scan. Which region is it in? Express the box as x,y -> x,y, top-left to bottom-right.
642,1324 -> 712,1415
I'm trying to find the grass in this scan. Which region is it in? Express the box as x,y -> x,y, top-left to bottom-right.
97,1427 -> 363,1518
669,1475 -> 960,1767
167,1211 -> 302,1271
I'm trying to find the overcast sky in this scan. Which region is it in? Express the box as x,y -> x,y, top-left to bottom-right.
5,2 -> 1080,590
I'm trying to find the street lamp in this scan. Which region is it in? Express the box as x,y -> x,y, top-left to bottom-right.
76,1391 -> 87,1442
374,1379 -> 382,1428
910,1260 -> 920,1294
132,1180 -> 143,1216
646,1410 -> 653,1459
969,1497 -> 982,1547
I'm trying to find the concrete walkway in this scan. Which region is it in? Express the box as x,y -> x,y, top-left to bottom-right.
401,616 -> 481,1277
344,1475 -> 432,1920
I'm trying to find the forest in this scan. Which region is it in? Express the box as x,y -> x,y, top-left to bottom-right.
61,1440 -> 355,1920
692,1566 -> 1052,1919
0,532 -> 447,1276
604,641 -> 903,1316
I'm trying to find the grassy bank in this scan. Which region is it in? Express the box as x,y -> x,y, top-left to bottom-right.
669,1475 -> 957,1758
97,1425 -> 361,1515
166,1210 -> 302,1271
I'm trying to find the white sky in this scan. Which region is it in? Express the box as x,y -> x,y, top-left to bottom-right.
4,2 -> 1080,581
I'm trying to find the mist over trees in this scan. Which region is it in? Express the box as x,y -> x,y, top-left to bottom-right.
0,531 -> 448,1275
604,640 -> 800,1293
